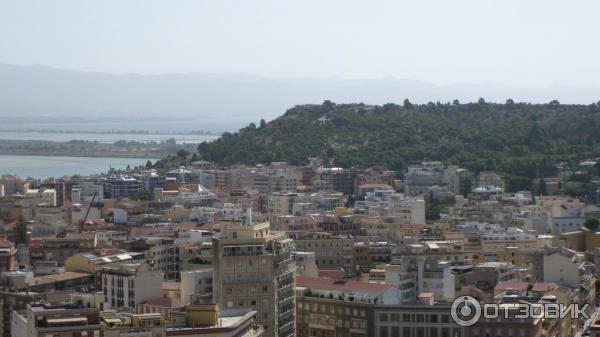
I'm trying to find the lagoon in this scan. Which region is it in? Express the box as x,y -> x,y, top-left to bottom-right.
0,155 -> 156,179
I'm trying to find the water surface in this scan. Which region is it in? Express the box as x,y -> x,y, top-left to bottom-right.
0,155 -> 156,179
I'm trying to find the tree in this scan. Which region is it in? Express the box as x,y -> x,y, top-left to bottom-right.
145,160 -> 153,169
478,97 -> 486,105
322,100 -> 335,110
537,178 -> 548,195
549,100 -> 560,106
177,149 -> 189,158
130,191 -> 153,201
403,99 -> 413,109
260,119 -> 267,128
584,216 -> 600,232
506,98 -> 515,106
15,215 -> 28,244
452,99 -> 460,105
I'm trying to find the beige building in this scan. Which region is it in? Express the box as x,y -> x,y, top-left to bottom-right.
212,221 -> 295,337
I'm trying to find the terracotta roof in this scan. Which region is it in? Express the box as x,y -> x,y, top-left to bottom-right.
495,281 -> 529,292
297,276 -> 390,294
0,237 -> 15,248
318,268 -> 345,280
532,282 -> 557,293
175,221 -> 200,229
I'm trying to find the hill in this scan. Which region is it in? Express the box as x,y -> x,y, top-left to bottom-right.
196,100 -> 600,191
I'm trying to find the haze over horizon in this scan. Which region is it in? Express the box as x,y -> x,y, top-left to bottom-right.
1,0 -> 599,88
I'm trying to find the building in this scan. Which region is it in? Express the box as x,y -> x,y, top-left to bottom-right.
374,302 -> 463,337
11,302 -> 101,337
100,263 -> 163,310
293,252 -> 318,278
288,231 -> 353,269
0,238 -> 15,273
102,176 -> 142,200
180,268 -> 214,304
212,221 -> 295,337
463,262 -> 517,292
295,276 -> 402,337
168,304 -> 263,337
403,162 -> 445,197
29,233 -> 97,267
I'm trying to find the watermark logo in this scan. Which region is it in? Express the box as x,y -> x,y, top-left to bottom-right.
450,296 -> 589,327
451,296 -> 482,327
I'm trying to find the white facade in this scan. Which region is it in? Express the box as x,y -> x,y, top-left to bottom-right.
180,268 -> 214,304
543,248 -> 584,288
101,263 -> 163,309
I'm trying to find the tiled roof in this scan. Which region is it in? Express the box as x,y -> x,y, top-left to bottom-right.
495,281 -> 529,292
532,282 -> 557,292
297,276 -> 390,294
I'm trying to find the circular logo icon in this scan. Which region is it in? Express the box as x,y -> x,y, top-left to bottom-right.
451,296 -> 482,327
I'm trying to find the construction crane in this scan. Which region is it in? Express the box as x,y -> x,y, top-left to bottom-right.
79,192 -> 98,232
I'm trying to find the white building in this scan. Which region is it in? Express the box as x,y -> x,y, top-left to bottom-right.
180,268 -> 214,305
101,263 -> 163,309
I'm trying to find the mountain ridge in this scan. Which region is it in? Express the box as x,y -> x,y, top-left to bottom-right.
1,63 -> 599,125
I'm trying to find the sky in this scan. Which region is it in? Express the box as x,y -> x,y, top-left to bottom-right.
1,0 -> 599,87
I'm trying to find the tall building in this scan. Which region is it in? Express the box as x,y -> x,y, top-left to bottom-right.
212,220 -> 295,337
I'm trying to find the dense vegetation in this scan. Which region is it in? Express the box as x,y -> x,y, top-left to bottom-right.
197,100 -> 600,191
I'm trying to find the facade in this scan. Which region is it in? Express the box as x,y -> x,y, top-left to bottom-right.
102,176 -> 142,200
374,303 -> 463,337
180,268 -> 214,304
288,231 -> 353,269
295,276 -> 390,337
100,263 -> 163,310
403,162 -> 444,197
212,221 -> 295,337
29,233 -> 97,266
0,238 -> 16,273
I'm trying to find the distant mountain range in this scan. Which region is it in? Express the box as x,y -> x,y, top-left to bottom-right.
1,63 -> 599,124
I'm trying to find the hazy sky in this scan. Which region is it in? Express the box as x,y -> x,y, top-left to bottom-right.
1,0 -> 599,86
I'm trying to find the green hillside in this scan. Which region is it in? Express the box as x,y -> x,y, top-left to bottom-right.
196,100 -> 600,190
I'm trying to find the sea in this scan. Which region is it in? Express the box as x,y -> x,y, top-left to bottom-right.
0,155 -> 157,179
0,119 -> 242,179
0,130 -> 218,144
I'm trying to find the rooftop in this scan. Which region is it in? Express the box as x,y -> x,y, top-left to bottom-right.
297,276 -> 390,294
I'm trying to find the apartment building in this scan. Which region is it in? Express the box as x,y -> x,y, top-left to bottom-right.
288,231 -> 353,269
100,263 -> 163,310
212,221 -> 295,337
102,176 -> 142,200
374,302 -> 463,337
29,233 -> 97,267
295,276 -> 395,337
